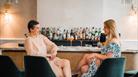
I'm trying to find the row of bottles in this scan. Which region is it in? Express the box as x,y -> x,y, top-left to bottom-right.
41,27 -> 102,41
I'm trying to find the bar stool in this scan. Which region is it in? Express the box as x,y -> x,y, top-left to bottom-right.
0,55 -> 23,77
24,56 -> 56,77
94,57 -> 125,77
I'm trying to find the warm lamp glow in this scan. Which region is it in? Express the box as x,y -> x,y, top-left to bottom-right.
4,10 -> 12,24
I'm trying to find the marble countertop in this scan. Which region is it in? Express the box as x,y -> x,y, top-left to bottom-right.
0,44 -> 101,52
0,43 -> 138,53
0,39 -> 138,53
58,46 -> 101,52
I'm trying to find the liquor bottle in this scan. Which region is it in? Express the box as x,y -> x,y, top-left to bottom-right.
85,27 -> 88,40
94,28 -> 98,41
58,34 -> 63,40
70,29 -> 75,39
79,27 -> 83,40
74,32 -> 78,40
41,27 -> 46,36
46,27 -> 50,38
82,28 -> 86,40
52,32 -> 56,40
91,27 -> 95,40
98,28 -> 101,36
63,29 -> 66,40
66,30 -> 70,40
53,28 -> 59,40
97,28 -> 102,41
70,29 -> 74,36
59,34 -> 63,40
49,28 -> 53,40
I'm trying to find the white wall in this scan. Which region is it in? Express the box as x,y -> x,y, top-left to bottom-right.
37,0 -> 103,28
37,0 -> 138,40
103,0 -> 138,40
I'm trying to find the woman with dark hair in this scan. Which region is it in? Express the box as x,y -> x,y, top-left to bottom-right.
24,20 -> 71,77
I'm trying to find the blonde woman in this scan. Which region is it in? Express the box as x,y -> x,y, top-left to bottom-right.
78,19 -> 121,77
24,20 -> 71,77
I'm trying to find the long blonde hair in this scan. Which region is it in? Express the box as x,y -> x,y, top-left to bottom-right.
104,19 -> 120,45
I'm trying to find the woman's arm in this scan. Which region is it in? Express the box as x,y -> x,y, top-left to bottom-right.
94,52 -> 113,60
87,52 -> 113,61
95,38 -> 120,60
24,38 -> 33,55
43,36 -> 58,56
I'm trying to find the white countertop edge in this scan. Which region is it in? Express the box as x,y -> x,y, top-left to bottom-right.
0,46 -> 138,53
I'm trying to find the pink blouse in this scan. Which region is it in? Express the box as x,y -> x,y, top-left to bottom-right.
24,34 -> 58,57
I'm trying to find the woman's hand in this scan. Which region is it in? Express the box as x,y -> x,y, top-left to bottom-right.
86,53 -> 97,64
87,58 -> 93,64
54,59 -> 64,68
86,53 -> 97,60
50,54 -> 56,60
47,54 -> 56,60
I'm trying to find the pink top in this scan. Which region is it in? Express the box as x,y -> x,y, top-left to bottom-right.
24,34 -> 58,57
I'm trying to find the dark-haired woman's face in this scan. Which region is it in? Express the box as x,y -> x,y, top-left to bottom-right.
30,24 -> 40,34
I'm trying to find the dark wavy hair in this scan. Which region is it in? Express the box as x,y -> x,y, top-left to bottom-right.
27,20 -> 39,32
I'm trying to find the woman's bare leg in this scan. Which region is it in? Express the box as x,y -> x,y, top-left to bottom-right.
81,64 -> 89,73
95,58 -> 101,68
62,59 -> 71,77
77,54 -> 89,72
48,60 -> 64,77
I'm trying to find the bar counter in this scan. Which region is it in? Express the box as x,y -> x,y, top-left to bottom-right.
0,43 -> 138,72
0,44 -> 138,53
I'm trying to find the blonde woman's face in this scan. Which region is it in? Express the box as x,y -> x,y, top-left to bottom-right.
103,25 -> 110,35
30,24 -> 40,34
